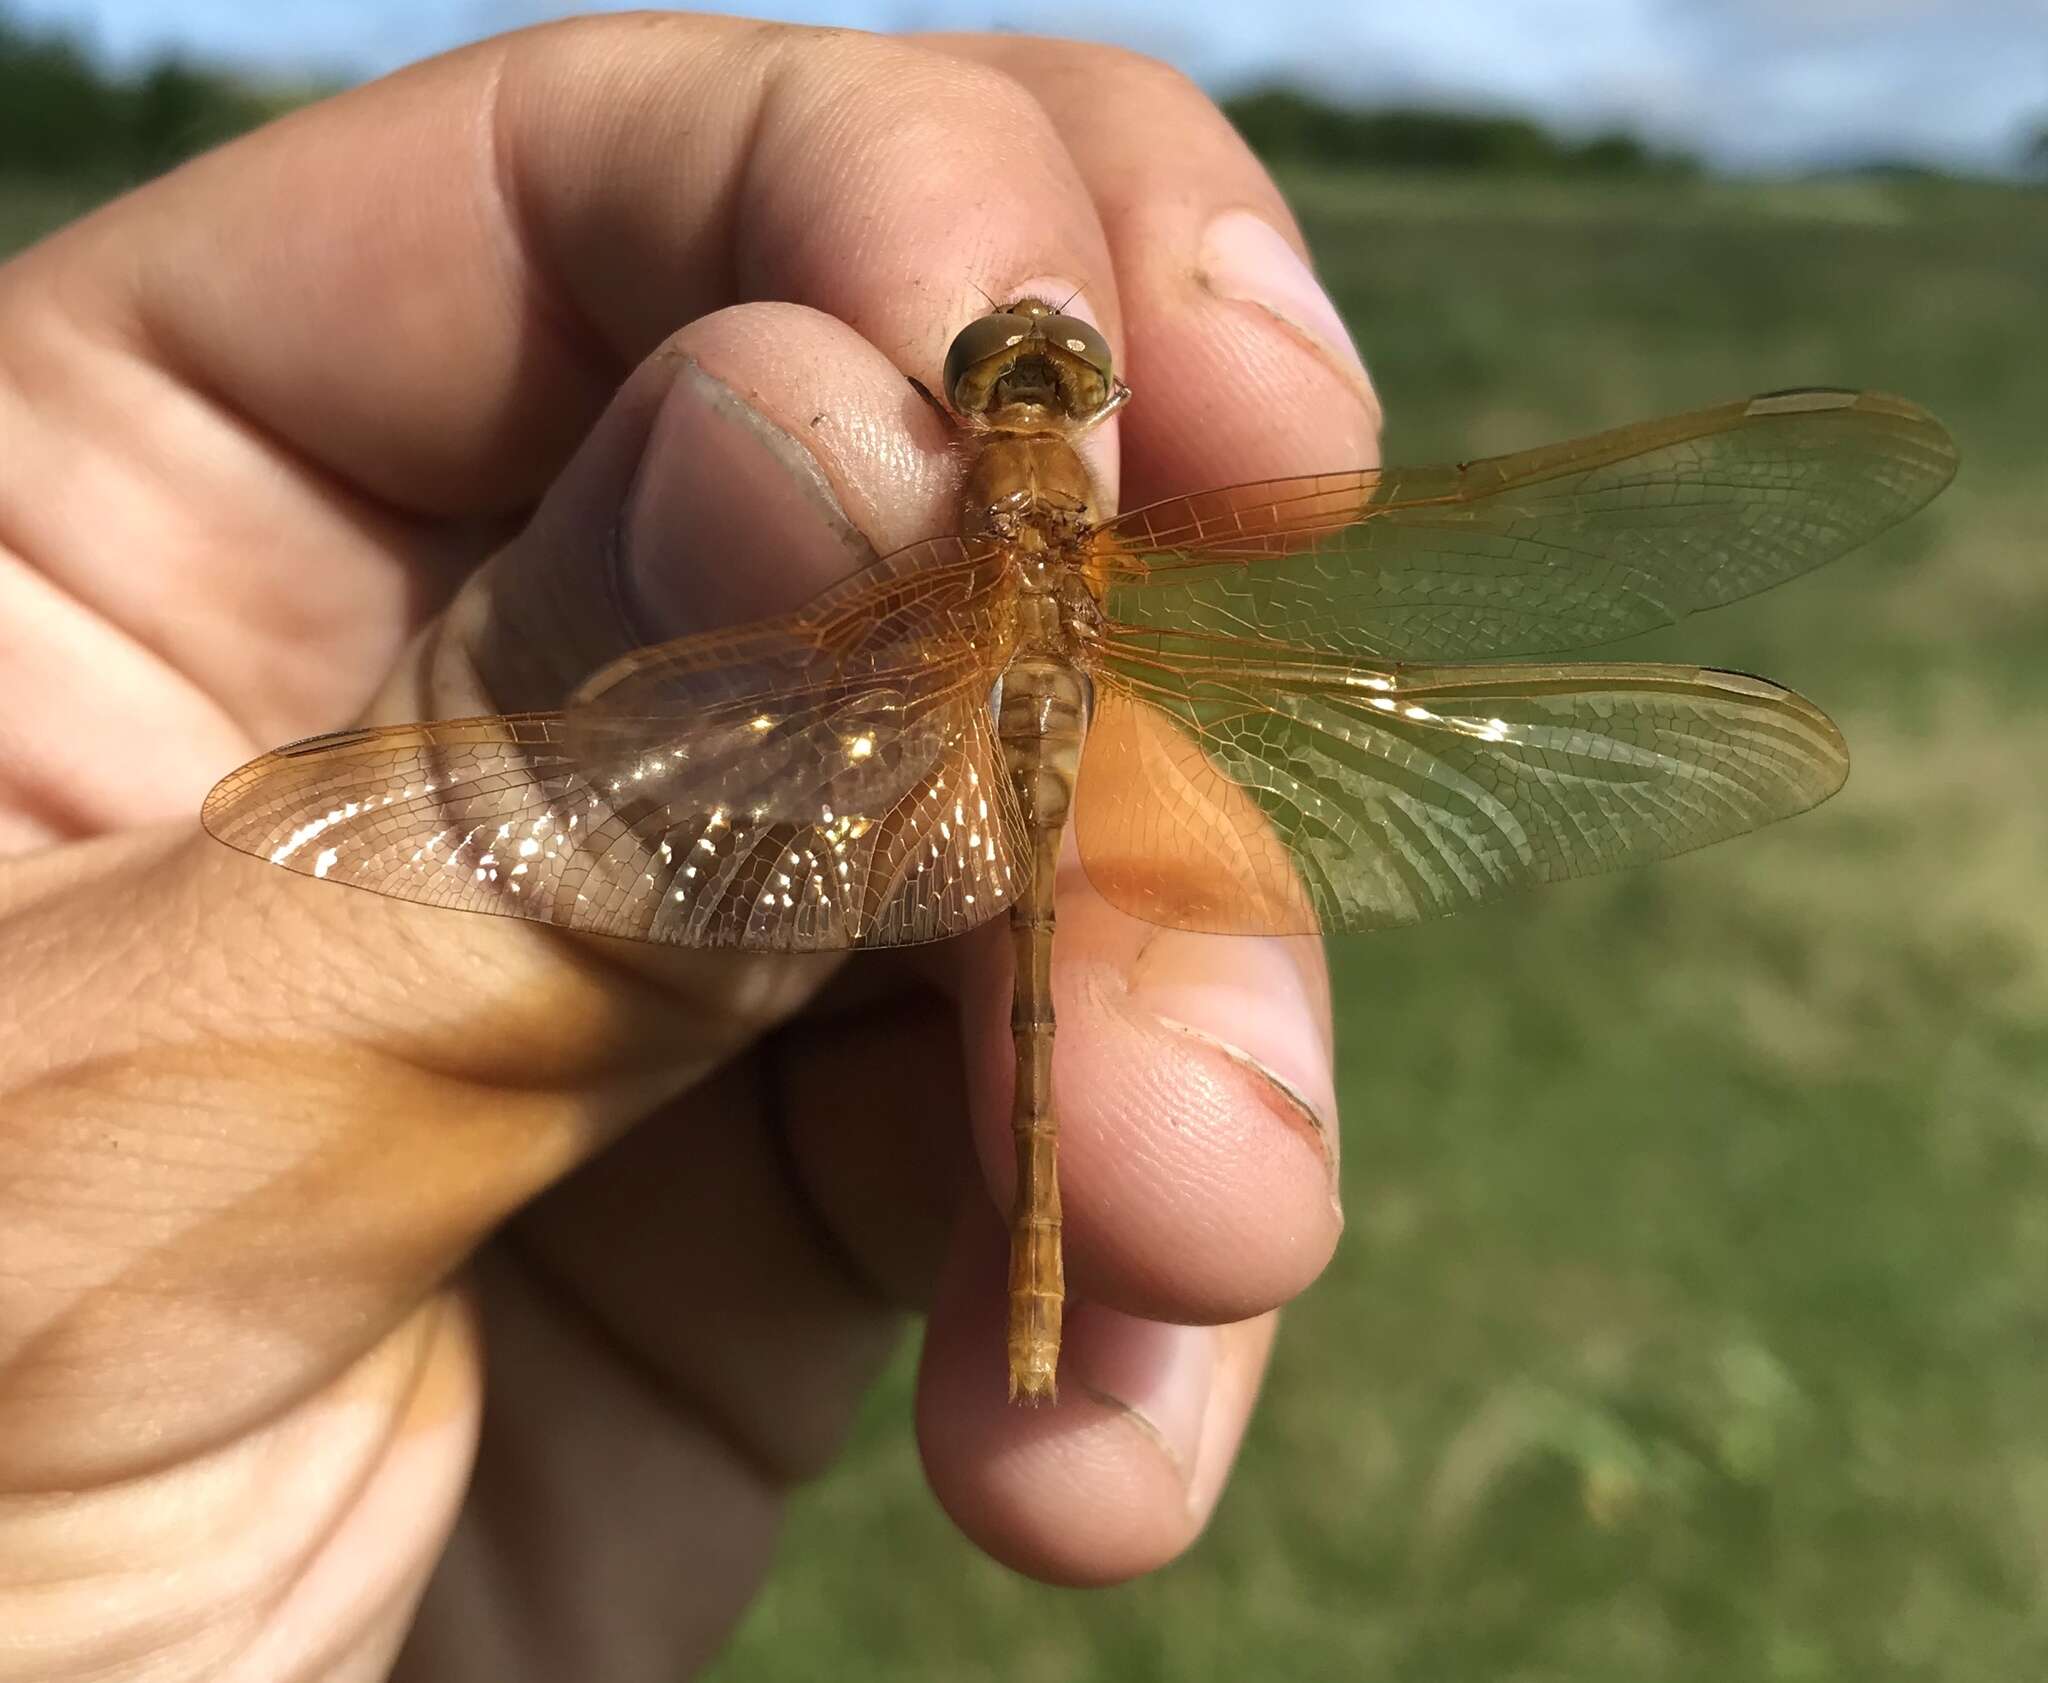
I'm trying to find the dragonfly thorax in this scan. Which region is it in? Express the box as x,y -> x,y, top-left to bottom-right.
960,431 -> 1098,540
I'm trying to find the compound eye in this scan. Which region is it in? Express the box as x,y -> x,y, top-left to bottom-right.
1036,313 -> 1113,382
943,312 -> 1035,409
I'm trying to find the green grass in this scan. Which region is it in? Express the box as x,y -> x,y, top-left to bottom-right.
715,172 -> 2048,1683
8,167 -> 2043,1680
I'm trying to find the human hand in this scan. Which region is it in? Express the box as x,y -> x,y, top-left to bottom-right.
0,16 -> 1378,1678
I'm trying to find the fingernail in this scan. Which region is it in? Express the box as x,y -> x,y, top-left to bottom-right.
1130,930 -> 1342,1209
623,360 -> 876,638
1064,1306 -> 1215,1497
1197,210 -> 1376,413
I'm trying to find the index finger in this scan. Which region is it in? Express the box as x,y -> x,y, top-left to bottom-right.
7,14 -> 1126,521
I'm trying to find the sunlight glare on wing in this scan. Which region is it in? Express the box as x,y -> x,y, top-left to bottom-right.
203,675 -> 1027,952
1077,656 -> 1849,937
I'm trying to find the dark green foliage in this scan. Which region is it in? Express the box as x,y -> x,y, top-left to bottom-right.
0,6 -> 294,185
1222,87 -> 1702,178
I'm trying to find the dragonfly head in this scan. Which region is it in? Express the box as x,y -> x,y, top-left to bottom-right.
943,297 -> 1120,426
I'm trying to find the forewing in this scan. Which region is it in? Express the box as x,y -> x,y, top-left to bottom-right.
1075,649 -> 1848,936
1098,390 -> 1955,661
202,539 -> 1026,950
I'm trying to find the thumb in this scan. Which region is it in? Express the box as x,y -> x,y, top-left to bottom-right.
0,303 -> 945,1495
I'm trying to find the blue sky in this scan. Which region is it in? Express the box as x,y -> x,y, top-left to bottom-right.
12,0 -> 2047,172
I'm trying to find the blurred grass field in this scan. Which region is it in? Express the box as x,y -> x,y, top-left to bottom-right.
6,164 -> 2043,1681
713,171 -> 2048,1683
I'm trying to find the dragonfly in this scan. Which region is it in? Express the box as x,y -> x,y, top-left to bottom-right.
203,296 -> 1957,1403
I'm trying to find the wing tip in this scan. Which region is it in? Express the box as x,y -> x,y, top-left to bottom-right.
198,762 -> 263,849
1745,386 -> 1960,482
1693,665 -> 1851,800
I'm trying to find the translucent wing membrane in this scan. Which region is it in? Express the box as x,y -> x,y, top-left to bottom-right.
199,357 -> 1955,1418
1098,390 -> 1956,661
565,553 -> 1001,831
1076,649 -> 1848,936
202,542 -> 1026,951
208,392 -> 1947,950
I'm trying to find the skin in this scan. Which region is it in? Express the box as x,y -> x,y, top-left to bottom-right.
0,16 -> 1379,1679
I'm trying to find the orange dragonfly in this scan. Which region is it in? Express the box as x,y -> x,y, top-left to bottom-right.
203,297 -> 1957,1402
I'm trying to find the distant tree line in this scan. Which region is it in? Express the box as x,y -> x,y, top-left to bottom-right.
1222,87 -> 1702,176
6,6 -> 2034,187
0,8 -> 301,185
2,7 -> 1707,188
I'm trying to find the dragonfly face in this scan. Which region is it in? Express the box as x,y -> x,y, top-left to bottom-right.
202,298 -> 1958,1402
941,297 -> 1121,427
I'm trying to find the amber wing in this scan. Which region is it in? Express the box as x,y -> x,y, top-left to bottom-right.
1097,389 -> 1956,661
202,540 -> 1027,951
1077,654 -> 1847,935
1074,390 -> 1953,935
